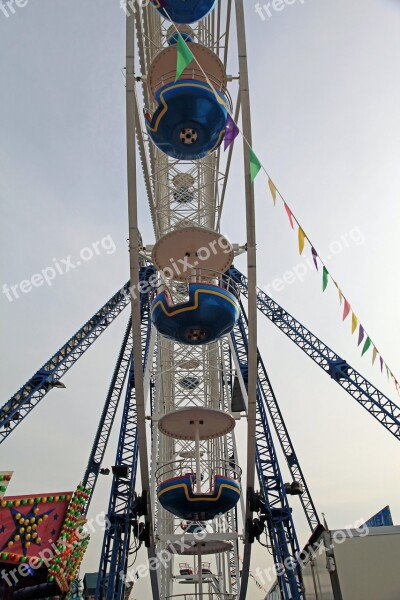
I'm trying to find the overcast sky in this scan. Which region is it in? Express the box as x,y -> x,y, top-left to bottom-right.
1,0 -> 400,597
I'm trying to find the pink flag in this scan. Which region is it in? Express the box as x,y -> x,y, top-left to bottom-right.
342,299 -> 351,321
284,203 -> 294,229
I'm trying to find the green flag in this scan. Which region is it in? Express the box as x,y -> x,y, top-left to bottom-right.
361,336 -> 372,356
249,148 -> 262,182
322,266 -> 329,291
175,34 -> 194,81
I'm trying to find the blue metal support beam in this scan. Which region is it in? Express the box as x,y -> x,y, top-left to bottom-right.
83,318 -> 133,509
95,277 -> 152,600
238,299 -> 320,532
229,267 -> 400,441
221,340 -> 240,597
95,354 -> 137,600
0,268 -> 156,445
0,281 -> 133,443
231,316 -> 304,600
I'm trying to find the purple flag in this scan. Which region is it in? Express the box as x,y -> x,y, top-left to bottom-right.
311,247 -> 318,270
357,324 -> 365,346
380,356 -> 384,372
224,114 -> 239,151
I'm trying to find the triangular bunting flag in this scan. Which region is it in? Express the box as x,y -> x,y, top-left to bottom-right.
351,312 -> 358,334
357,324 -> 365,346
386,365 -> 390,380
175,34 -> 194,81
361,336 -> 372,356
322,266 -> 329,292
372,346 -> 378,366
311,247 -> 318,270
342,299 -> 351,321
224,114 -> 239,150
284,203 -> 294,229
268,178 -> 277,205
337,286 -> 343,305
249,148 -> 262,182
298,227 -> 306,255
380,356 -> 384,372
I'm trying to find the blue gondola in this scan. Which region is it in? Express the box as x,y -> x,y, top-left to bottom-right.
145,81 -> 228,160
168,31 -> 193,45
150,0 -> 217,24
157,474 -> 241,521
151,282 -> 239,344
183,521 -> 206,534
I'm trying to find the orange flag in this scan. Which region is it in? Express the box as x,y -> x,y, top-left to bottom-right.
298,227 -> 306,255
268,178 -> 277,206
351,312 -> 358,334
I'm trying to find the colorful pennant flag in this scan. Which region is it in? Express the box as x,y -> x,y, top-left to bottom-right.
268,178 -> 277,205
298,227 -> 306,255
284,202 -> 295,229
175,34 -> 194,81
351,312 -> 358,334
224,114 -> 239,150
358,324 -> 365,346
240,134 -> 399,390
362,336 -> 372,356
342,299 -> 351,321
311,247 -> 318,270
322,266 -> 329,291
372,346 -> 378,366
249,148 -> 262,182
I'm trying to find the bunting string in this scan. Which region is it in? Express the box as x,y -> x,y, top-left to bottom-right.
165,29 -> 399,394
260,169 -> 400,392
261,165 -> 399,392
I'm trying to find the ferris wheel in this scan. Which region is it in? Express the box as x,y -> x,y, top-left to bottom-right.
123,2 -> 260,599
2,3 -> 400,600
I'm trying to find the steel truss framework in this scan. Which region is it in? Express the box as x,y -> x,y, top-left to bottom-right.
95,268 -> 153,600
150,337 -> 242,599
3,3 -> 400,600
230,267 -> 400,442
128,4 -> 252,599
231,312 -> 303,599
83,318 -> 133,503
0,282 -> 132,442
2,266 -> 400,599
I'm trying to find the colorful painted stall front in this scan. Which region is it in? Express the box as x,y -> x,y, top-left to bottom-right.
0,484 -> 90,599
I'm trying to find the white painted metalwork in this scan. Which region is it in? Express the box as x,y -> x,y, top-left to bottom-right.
129,2 -> 256,597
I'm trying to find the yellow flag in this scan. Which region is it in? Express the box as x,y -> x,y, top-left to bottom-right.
268,178 -> 277,206
372,346 -> 378,366
298,227 -> 306,255
351,312 -> 358,334
337,286 -> 343,305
